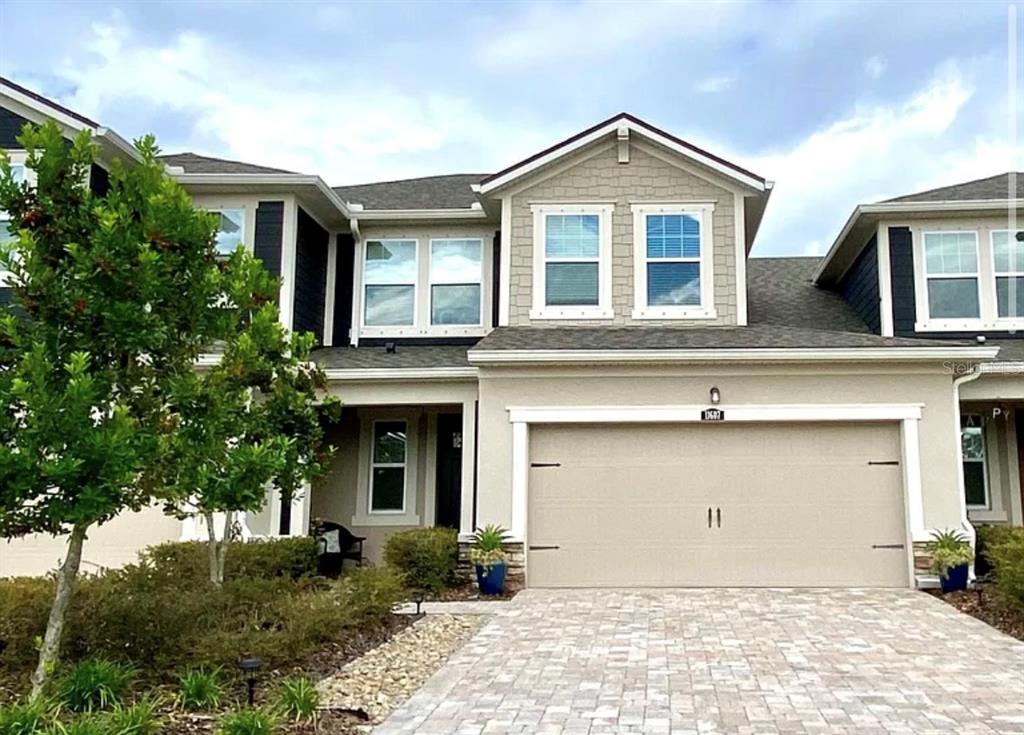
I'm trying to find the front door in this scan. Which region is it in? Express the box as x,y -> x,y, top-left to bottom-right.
435,413 -> 463,529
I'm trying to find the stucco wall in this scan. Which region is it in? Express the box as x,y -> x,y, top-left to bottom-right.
0,505 -> 182,578
476,363 -> 965,537
507,140 -> 737,327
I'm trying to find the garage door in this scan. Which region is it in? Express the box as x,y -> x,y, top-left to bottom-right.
527,422 -> 909,588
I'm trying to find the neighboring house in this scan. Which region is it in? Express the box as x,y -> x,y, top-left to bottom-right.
0,78 -> 1013,589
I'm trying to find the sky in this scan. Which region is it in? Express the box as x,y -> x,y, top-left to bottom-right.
0,0 -> 1020,257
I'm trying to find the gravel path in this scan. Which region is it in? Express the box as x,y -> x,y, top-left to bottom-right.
317,614 -> 486,726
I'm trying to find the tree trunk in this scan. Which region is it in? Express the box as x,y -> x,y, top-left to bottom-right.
204,510 -> 235,587
31,523 -> 88,700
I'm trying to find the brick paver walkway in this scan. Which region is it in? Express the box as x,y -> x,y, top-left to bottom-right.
373,588 -> 1024,734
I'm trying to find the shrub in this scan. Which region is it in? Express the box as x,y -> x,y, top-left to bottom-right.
982,526 -> 1024,607
275,676 -> 318,722
42,716 -> 107,735
140,538 -> 318,583
927,529 -> 973,579
334,566 -> 406,623
56,659 -> 135,713
383,528 -> 458,594
469,525 -> 511,568
0,698 -> 52,735
0,576 -> 54,670
177,668 -> 223,711
218,708 -> 280,735
104,699 -> 162,735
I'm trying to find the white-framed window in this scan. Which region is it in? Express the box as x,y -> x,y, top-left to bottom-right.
961,415 -> 989,509
530,203 -> 613,320
363,239 -> 417,327
1,159 -> 29,286
429,238 -> 482,326
921,231 -> 980,321
631,203 -> 716,319
992,230 -> 1024,320
210,207 -> 246,256
369,420 -> 408,514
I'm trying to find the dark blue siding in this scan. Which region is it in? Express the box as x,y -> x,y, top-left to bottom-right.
292,207 -> 328,343
89,164 -> 110,196
253,201 -> 284,279
840,234 -> 880,334
0,107 -> 32,149
332,233 -> 354,346
889,226 -> 918,337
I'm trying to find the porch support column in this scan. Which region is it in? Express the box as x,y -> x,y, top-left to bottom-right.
901,417 -> 926,543
459,400 -> 477,537
290,482 -> 312,536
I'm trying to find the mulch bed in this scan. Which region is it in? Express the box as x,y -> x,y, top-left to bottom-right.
927,587 -> 1024,641
424,577 -> 521,602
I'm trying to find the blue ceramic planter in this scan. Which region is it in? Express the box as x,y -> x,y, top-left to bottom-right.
475,561 -> 507,595
940,563 -> 969,593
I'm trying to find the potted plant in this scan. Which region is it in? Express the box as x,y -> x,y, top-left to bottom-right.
470,524 -> 510,595
928,529 -> 973,592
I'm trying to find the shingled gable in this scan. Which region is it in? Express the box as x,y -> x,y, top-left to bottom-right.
476,112 -> 768,195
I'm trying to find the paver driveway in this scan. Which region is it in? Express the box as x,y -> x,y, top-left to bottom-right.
374,589 -> 1024,734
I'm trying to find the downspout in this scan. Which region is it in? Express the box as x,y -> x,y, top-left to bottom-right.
952,363 -> 983,573
349,217 -> 361,347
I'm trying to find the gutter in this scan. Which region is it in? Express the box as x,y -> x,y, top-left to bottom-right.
345,202 -> 488,221
170,173 -> 352,219
322,367 -> 478,381
468,346 -> 1000,365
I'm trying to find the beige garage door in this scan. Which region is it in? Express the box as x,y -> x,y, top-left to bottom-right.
527,422 -> 909,588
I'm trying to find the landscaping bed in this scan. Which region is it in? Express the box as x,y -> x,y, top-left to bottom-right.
928,587 -> 1024,642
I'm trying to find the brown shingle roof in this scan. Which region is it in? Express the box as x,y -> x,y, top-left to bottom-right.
159,152 -> 295,175
333,174 -> 487,210
884,172 -> 1024,203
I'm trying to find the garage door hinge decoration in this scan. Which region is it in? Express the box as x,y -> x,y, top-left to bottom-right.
868,460 -> 900,466
530,462 -> 561,468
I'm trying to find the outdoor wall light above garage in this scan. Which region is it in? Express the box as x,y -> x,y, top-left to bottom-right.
709,386 -> 721,405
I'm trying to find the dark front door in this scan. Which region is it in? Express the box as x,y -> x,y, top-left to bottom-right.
435,413 -> 463,529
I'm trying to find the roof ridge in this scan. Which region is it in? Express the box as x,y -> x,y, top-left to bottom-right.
882,171 -> 1024,203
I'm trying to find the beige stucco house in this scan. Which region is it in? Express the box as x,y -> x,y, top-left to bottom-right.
2,79 -> 1017,588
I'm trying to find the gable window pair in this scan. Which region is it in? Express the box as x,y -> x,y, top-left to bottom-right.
363,238 -> 483,330
530,202 -> 714,320
918,228 -> 1024,328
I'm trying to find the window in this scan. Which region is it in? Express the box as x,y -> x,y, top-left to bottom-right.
430,239 -> 482,325
992,230 -> 1024,319
369,420 -> 407,513
961,416 -> 988,508
631,203 -> 715,319
1,164 -> 26,284
364,240 -> 417,326
922,231 -> 980,319
210,208 -> 245,255
530,204 -> 613,319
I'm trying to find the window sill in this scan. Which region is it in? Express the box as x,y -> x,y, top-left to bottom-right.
529,307 -> 614,320
632,307 -> 718,320
351,512 -> 421,527
360,326 -> 487,338
915,319 -> 1024,332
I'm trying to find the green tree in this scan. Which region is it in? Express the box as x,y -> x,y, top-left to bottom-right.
0,122 -> 226,697
160,251 -> 338,586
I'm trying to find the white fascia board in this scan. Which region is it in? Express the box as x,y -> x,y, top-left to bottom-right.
94,128 -> 143,163
323,367 -> 478,381
979,361 -> 1024,374
478,118 -> 766,195
1,84 -> 94,134
507,403 -> 924,424
171,173 -> 352,219
351,206 -> 488,221
469,346 -> 1000,365
814,199 -> 1024,283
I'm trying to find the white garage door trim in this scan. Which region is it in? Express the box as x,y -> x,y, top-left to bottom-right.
507,403 -> 925,589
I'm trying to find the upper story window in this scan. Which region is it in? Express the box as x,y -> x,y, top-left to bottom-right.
922,231 -> 980,319
993,230 -> 1024,319
211,208 -> 246,256
364,239 -> 417,326
914,225 -> 1024,331
359,235 -> 489,337
430,239 -> 482,326
1,162 -> 28,285
530,204 -> 613,320
631,203 -> 716,319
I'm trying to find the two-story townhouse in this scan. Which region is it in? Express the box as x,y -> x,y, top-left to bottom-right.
817,173 -> 1024,533
1,78 -> 1002,589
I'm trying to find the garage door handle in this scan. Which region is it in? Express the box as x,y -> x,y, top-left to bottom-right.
528,545 -> 560,550
872,544 -> 905,549
716,507 -> 721,528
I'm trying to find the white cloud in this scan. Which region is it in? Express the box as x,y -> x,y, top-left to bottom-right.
45,13 -> 547,184
695,75 -> 735,94
746,62 -> 1022,256
864,55 -> 887,79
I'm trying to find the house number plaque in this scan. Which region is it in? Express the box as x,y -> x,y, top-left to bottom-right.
701,408 -> 725,422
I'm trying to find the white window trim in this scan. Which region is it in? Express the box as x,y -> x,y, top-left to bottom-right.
912,226 -> 1024,331
1,153 -> 34,287
360,238 -> 419,335
530,203 -> 614,320
631,202 -> 716,320
428,237 -> 484,329
352,411 -> 421,527
990,229 -> 1024,324
191,195 -> 258,256
961,416 -> 990,510
369,419 -> 408,515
